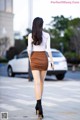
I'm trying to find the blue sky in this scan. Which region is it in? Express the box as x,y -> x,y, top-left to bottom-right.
13,0 -> 80,35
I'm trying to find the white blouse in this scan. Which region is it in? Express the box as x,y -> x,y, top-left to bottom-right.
27,31 -> 51,54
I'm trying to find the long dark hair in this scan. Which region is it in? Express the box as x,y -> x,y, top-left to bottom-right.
32,17 -> 43,45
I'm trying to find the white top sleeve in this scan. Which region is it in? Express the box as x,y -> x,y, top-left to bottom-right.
27,33 -> 33,55
46,33 -> 51,52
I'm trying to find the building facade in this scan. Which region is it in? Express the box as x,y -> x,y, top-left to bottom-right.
0,0 -> 14,57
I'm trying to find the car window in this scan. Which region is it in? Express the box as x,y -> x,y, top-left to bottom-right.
52,51 -> 63,57
18,51 -> 28,59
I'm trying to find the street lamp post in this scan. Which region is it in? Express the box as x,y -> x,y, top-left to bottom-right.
28,0 -> 33,29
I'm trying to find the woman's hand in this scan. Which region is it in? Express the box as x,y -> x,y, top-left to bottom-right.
29,59 -> 31,64
51,62 -> 54,70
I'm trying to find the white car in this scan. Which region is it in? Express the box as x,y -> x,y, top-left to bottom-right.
7,49 -> 68,80
47,49 -> 68,80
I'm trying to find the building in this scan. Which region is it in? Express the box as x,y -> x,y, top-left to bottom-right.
0,0 -> 14,57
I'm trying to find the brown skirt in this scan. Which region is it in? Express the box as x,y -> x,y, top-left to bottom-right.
30,51 -> 48,70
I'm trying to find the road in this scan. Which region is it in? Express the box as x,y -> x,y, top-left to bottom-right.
0,76 -> 80,120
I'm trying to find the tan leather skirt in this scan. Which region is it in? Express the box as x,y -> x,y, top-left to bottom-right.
30,51 -> 48,70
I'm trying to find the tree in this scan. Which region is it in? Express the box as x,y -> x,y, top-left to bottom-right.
48,15 -> 69,51
64,18 -> 80,56
50,15 -> 69,33
48,15 -> 80,57
48,28 -> 61,48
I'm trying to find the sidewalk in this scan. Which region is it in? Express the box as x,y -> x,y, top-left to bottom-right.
0,76 -> 80,120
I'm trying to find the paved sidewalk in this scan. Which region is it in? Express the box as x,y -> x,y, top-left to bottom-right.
0,76 -> 80,120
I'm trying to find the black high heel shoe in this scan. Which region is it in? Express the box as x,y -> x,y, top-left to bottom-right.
35,103 -> 39,115
35,99 -> 44,118
38,103 -> 44,118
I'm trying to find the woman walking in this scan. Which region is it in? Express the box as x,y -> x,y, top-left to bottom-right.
27,17 -> 54,118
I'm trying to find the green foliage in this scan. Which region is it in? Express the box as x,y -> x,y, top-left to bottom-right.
64,52 -> 78,59
64,52 -> 80,65
51,15 -> 69,31
0,57 -> 8,63
64,27 -> 74,39
48,15 -> 80,58
69,18 -> 80,27
6,47 -> 16,60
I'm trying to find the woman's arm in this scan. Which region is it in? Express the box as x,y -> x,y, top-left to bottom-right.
27,33 -> 33,62
46,33 -> 54,69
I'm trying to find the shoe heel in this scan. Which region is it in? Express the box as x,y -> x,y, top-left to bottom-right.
39,114 -> 44,119
36,110 -> 39,115
38,105 -> 44,118
35,103 -> 39,115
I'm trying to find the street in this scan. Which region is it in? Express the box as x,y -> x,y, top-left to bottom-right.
0,76 -> 80,120
0,63 -> 80,119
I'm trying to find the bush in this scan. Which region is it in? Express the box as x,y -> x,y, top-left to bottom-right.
6,47 -> 16,60
0,57 -> 8,63
64,52 -> 80,64
64,52 -> 77,58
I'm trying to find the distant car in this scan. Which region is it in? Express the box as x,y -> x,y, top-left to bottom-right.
7,49 -> 68,80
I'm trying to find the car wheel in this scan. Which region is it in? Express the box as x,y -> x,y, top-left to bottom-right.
56,74 -> 65,80
8,66 -> 15,77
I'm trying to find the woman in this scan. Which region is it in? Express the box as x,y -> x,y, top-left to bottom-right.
27,17 -> 54,118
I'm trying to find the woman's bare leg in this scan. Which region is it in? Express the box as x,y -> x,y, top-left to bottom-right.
32,70 -> 41,100
40,71 -> 47,97
32,70 -> 47,118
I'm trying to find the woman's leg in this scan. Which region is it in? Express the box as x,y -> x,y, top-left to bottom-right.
32,70 -> 41,100
32,70 -> 47,99
40,71 -> 47,97
32,70 -> 46,118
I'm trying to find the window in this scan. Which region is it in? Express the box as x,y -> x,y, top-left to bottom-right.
18,52 -> 28,59
52,51 -> 63,57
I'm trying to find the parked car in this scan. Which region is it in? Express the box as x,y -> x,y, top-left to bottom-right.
7,49 -> 68,80
47,49 -> 68,80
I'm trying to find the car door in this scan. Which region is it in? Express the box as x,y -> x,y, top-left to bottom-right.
13,51 -> 29,73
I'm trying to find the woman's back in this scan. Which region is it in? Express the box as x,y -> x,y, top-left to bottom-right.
28,31 -> 50,52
